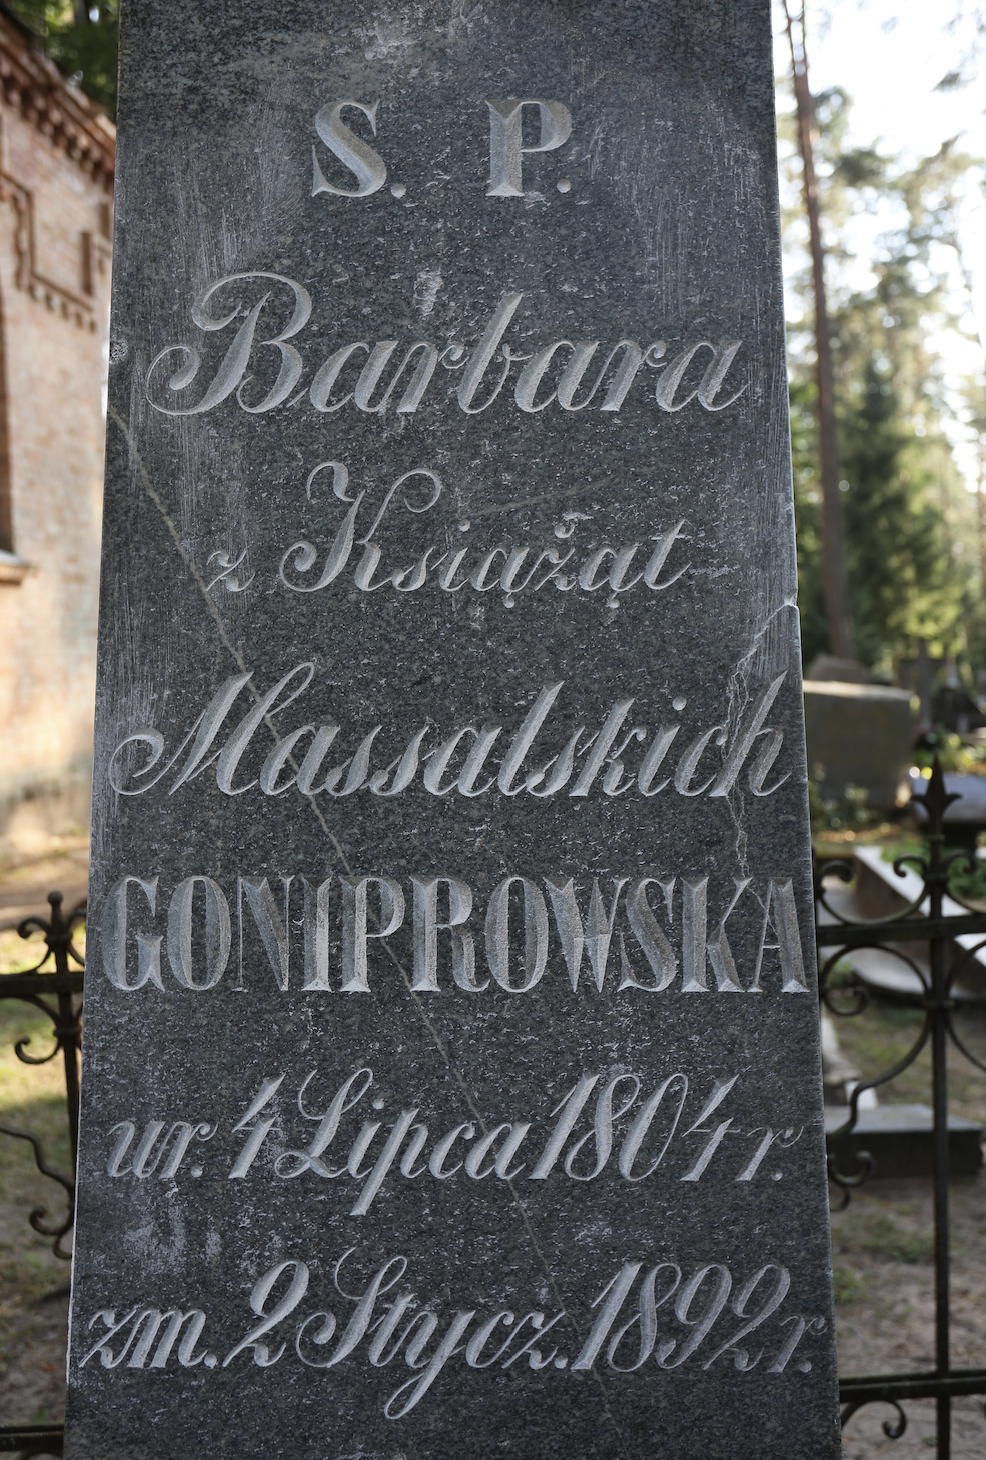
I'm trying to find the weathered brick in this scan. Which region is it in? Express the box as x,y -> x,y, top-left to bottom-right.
0,11 -> 113,854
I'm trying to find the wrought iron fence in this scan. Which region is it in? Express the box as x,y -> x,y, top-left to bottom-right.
1,765 -> 985,1457
819,760 -> 986,1458
0,893 -> 83,1459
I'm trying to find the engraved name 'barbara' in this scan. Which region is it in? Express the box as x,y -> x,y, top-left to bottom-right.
144,275 -> 747,422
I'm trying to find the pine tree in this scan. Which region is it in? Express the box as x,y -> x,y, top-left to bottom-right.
779,78 -> 983,680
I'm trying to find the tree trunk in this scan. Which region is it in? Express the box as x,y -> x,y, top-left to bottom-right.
783,3 -> 854,660
978,439 -> 986,603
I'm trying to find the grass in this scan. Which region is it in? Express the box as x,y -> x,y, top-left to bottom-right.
831,1190 -> 935,1290
839,1209 -> 934,1265
825,989 -> 986,1123
0,926 -> 52,977
0,992 -> 76,1254
0,924 -> 79,1386
0,924 -> 81,1122
0,932 -> 78,1241
833,1264 -> 872,1306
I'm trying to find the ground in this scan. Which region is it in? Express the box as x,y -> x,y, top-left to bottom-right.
835,1178 -> 986,1457
0,836 -> 89,933
0,922 -> 74,1433
828,991 -> 986,1457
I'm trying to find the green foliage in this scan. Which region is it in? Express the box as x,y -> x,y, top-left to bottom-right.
878,826 -> 986,903
845,1211 -> 934,1265
912,730 -> 986,774
791,380 -> 830,666
781,83 -> 984,680
842,366 -> 958,669
7,1 -> 118,117
831,1264 -> 870,1306
945,852 -> 986,906
809,775 -> 874,835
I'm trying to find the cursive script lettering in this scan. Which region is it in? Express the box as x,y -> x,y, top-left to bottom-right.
146,275 -> 747,422
107,668 -> 789,806
275,459 -> 688,611
79,1249 -> 827,1414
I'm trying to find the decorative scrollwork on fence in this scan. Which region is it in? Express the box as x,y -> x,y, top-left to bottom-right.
818,758 -> 986,1453
0,890 -> 85,1260
0,1121 -> 76,1259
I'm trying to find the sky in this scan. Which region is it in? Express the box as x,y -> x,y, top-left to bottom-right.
771,0 -> 985,486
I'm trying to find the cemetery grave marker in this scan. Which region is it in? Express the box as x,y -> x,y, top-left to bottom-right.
66,2 -> 842,1455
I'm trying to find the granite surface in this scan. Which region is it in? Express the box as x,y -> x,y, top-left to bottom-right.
65,2 -> 841,1455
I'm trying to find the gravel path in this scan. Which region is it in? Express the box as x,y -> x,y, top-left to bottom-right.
835,1177 -> 986,1458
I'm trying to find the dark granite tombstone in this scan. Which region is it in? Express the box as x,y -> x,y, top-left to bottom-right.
66,2 -> 841,1456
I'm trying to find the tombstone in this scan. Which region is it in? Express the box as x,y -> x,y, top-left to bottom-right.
825,1105 -> 984,1180
897,638 -> 944,732
66,2 -> 841,1456
803,679 -> 913,807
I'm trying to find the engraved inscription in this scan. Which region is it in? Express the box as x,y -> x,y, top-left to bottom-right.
107,668 -> 790,806
273,459 -> 689,611
79,1250 -> 828,1417
486,99 -> 573,197
145,275 -> 748,421
70,3 -> 837,1452
99,870 -> 810,997
311,100 -> 388,198
99,1064 -> 804,1205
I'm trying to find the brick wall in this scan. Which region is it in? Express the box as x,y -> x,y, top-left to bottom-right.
0,11 -> 113,855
